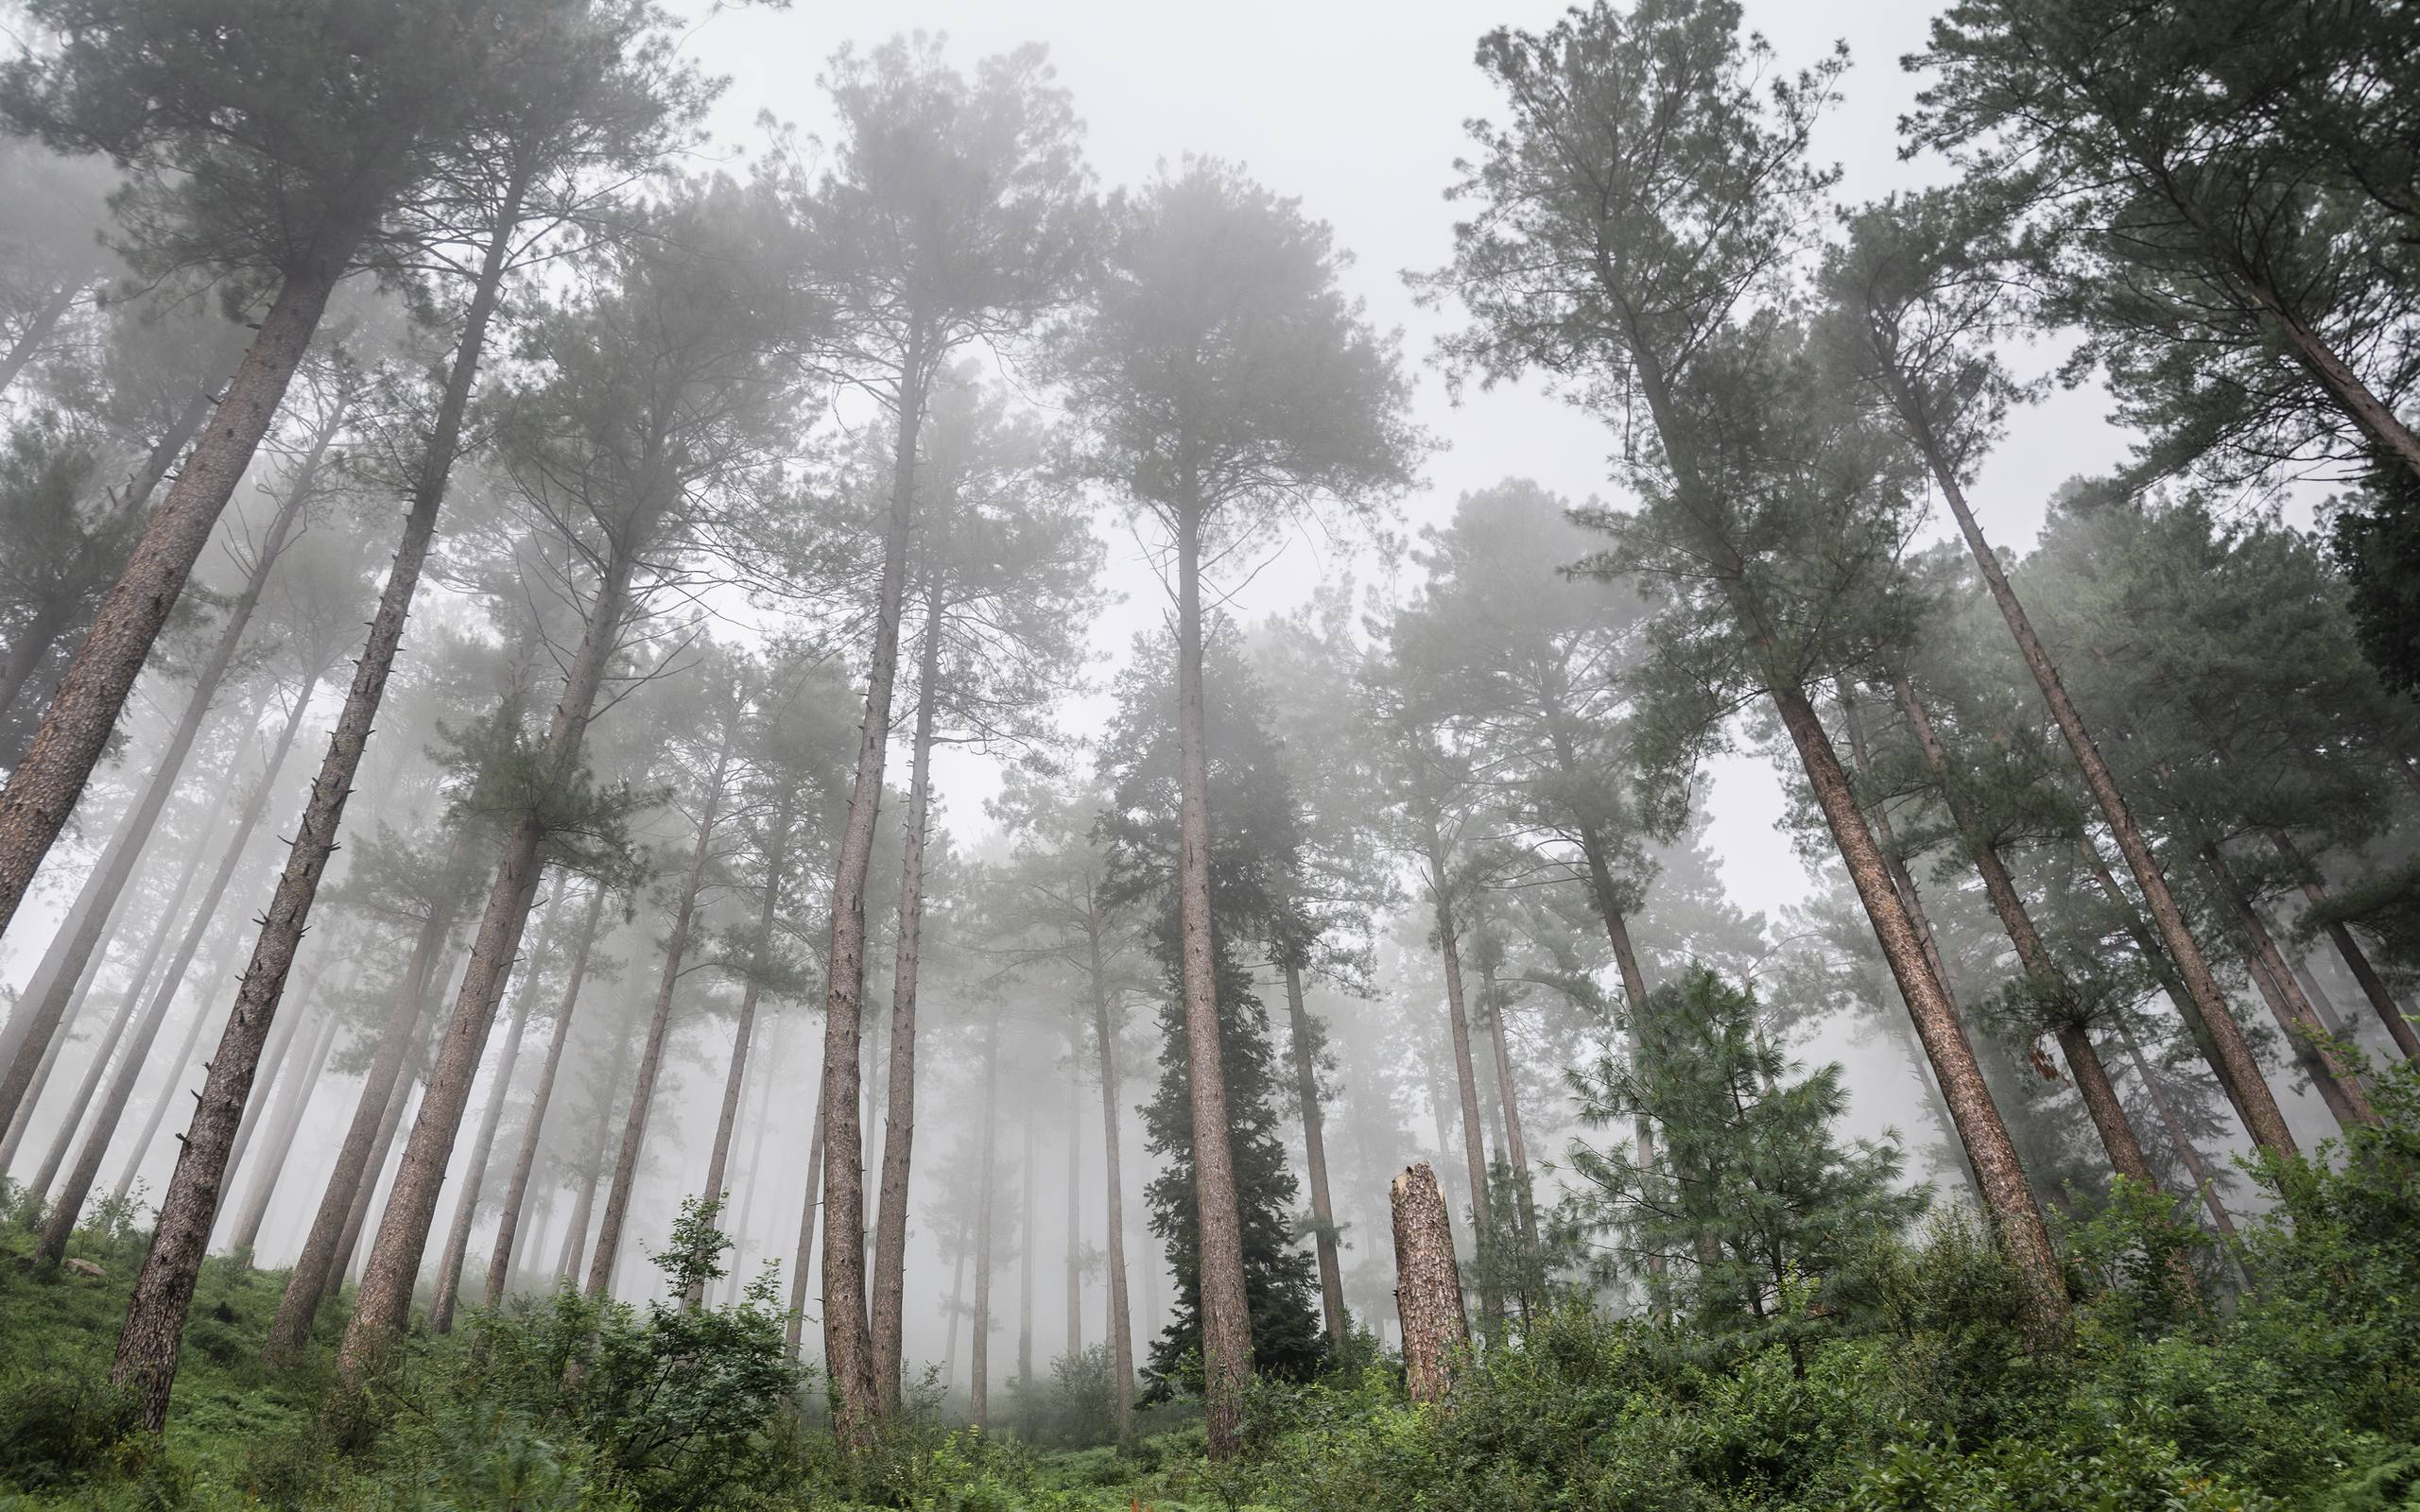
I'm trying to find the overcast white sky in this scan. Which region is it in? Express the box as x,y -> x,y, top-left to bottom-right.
674,0 -> 2137,927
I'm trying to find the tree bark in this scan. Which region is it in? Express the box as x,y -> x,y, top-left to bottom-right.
429,889 -> 562,1332
1065,1065 -> 1082,1360
1478,957 -> 1536,1254
589,744 -> 731,1303
1018,1098 -> 1035,1423
219,963 -> 316,1202
2264,829 -> 2418,1060
698,796 -> 791,1239
37,671 -> 318,1263
2116,1025 -> 2238,1238
1087,930 -> 1135,1438
558,1022 -> 636,1292
2200,841 -> 2374,1126
1766,679 -> 2069,1334
486,884 -> 608,1309
1425,830 -> 1497,1325
1391,1162 -> 1467,1405
339,529 -> 639,1378
110,943 -> 236,1204
1171,504 -> 1253,1457
229,1010 -> 337,1258
0,251 -> 350,941
784,1074 -> 826,1360
872,576 -> 946,1404
115,180 -> 530,1427
1278,953 -> 1347,1346
331,1072 -> 418,1310
1886,391 -> 2296,1160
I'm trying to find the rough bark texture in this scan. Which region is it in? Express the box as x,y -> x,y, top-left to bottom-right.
0,255 -> 345,942
112,944 -> 236,1202
38,673 -> 317,1263
1172,507 -> 1253,1458
872,578 -> 944,1404
486,885 -> 607,1309
332,1073 -> 417,1308
218,966 -> 314,1201
700,799 -> 790,1217
590,746 -> 729,1301
1279,956 -> 1347,1345
1391,1162 -> 1468,1405
815,333 -> 927,1440
114,197 -> 527,1424
1892,404 -> 2296,1160
1768,680 -> 2068,1334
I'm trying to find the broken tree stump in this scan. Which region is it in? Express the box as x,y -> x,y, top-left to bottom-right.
1391,1161 -> 1468,1403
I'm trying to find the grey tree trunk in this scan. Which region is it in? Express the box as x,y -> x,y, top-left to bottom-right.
784,1076 -> 826,1360
1065,1066 -> 1082,1360
228,1010 -> 337,1257
2116,1025 -> 2238,1238
1426,829 -> 1496,1325
114,178 -> 532,1428
1478,957 -> 1536,1252
1018,1099 -> 1035,1423
485,884 -> 608,1309
694,799 -> 791,1310
1279,954 -> 1347,1345
330,1073 -> 418,1312
112,930 -> 245,1203
557,1022 -> 636,1292
1391,1162 -> 1467,1405
969,1011 -> 999,1430
2200,841 -> 2374,1127
1087,929 -> 1135,1439
2264,829 -> 2418,1060
0,250 -> 351,942
0,278 -> 82,401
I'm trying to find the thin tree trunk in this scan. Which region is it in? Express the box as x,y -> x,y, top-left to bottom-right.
0,278 -> 82,400
0,404 -> 329,1140
1278,952 -> 1347,1345
1018,1097 -> 1035,1421
724,1022 -> 780,1305
1087,929 -> 1134,1438
1479,956 -> 1536,1252
1426,830 -> 1497,1325
1886,390 -> 2295,1160
112,930 -> 244,1204
784,1076 -> 826,1360
943,1246 -> 967,1393
37,674 -> 318,1262
558,1023 -> 636,1292
689,984 -> 759,1313
486,884 -> 607,1309
2200,842 -> 2374,1126
2116,1025 -> 2238,1238
330,1072 -> 417,1312
970,1014 -> 998,1429
1391,1162 -> 1467,1405
116,180 -> 530,1428
429,890 -> 562,1332
220,965 -> 313,1198
589,743 -> 730,1303
340,531 -> 640,1378
1065,1066 -> 1082,1360
0,251 -> 351,942
2265,829 -> 2417,1060
699,797 -> 791,1237
229,1011 -> 337,1258
262,912 -> 457,1359
872,576 -> 945,1404
1171,505 -> 1253,1458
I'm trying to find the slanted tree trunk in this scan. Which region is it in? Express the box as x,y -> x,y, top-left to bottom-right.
784,1076 -> 826,1360
1086,928 -> 1135,1438
1424,827 -> 1497,1325
341,536 -> 642,1378
262,911 -> 458,1359
116,180 -> 531,1427
219,964 -> 317,1199
486,885 -> 608,1309
331,1073 -> 418,1309
0,403 -> 330,1140
429,890 -> 562,1332
2264,829 -> 2417,1060
2200,842 -> 2374,1127
37,673 -> 319,1263
229,1011 -> 338,1258
699,796 -> 792,1240
1278,948 -> 1347,1345
1883,386 -> 2296,1160
970,1010 -> 999,1429
113,930 -> 247,1203
2116,1025 -> 2238,1238
688,989 -> 760,1313
558,1023 -> 635,1292
0,278 -> 83,401
723,1025 -> 780,1305
1391,1162 -> 1467,1405
0,249 -> 354,942
589,744 -> 732,1302
872,579 -> 946,1404
1171,502 -> 1253,1457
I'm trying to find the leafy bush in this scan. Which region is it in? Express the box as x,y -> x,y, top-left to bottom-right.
0,1370 -> 141,1491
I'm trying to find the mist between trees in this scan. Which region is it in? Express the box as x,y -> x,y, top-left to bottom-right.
0,1 -> 2416,1508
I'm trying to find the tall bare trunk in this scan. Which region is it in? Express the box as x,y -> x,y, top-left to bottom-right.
37,672 -> 318,1262
0,250 -> 351,940
2264,830 -> 2417,1060
700,799 -> 791,1219
112,946 -> 235,1202
1478,956 -> 1536,1254
2199,842 -> 2374,1127
723,1023 -> 780,1305
784,1075 -> 826,1360
1065,1069 -> 1082,1360
1278,953 -> 1346,1344
688,987 -> 759,1313
331,1073 -> 418,1309
219,963 -> 317,1199
2116,1026 -> 2238,1238
430,890 -> 562,1332
486,884 -> 607,1309
1170,505 -> 1253,1457
1018,1099 -> 1035,1422
1426,830 -> 1497,1325
872,578 -> 945,1403
969,1010 -> 1000,1428
229,1011 -> 337,1257
942,1246 -> 966,1392
558,1022 -> 636,1291
1884,391 -> 2295,1160
1087,930 -> 1134,1437
116,183 -> 530,1427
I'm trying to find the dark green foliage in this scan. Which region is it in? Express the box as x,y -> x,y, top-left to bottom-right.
2332,466 -> 2420,696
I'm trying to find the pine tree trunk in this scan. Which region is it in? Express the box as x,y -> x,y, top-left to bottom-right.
1065,1071 -> 1082,1360
724,1025 -> 780,1304
0,251 -> 352,941
557,1024 -> 635,1291
590,746 -> 730,1303
262,912 -> 456,1359
1279,953 -> 1347,1345
1171,503 -> 1253,1457
1478,957 -> 1537,1254
784,1076 -> 826,1360
1426,830 -> 1498,1325
2117,1025 -> 2238,1238
2200,842 -> 2374,1126
1087,926 -> 1135,1438
0,278 -> 82,400
331,1073 -> 417,1309
872,577 -> 946,1403
689,988 -> 759,1313
1766,679 -> 2068,1334
2264,829 -> 2418,1060
1391,1162 -> 1467,1404
113,919 -> 248,1205
970,1012 -> 998,1428
219,964 -> 316,1200
1888,399 -> 2296,1160
339,534 -> 638,1378
0,409 -> 327,1141
429,890 -> 561,1332
699,798 -> 791,1235
116,182 -> 530,1426
815,327 -> 929,1440
943,1246 -> 967,1393
36,674 -> 318,1263
486,885 -> 607,1308
229,1011 -> 337,1258
1019,1098 -> 1035,1426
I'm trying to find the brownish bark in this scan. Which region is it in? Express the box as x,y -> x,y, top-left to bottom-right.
0,253 -> 348,942
2265,829 -> 2418,1060
871,577 -> 945,1404
1278,954 -> 1346,1345
558,1023 -> 636,1292
114,180 -> 528,1427
2201,842 -> 2374,1127
700,797 -> 791,1217
486,884 -> 608,1309
331,1072 -> 418,1309
1882,387 -> 2296,1160
1172,506 -> 1253,1457
1391,1162 -> 1468,1405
